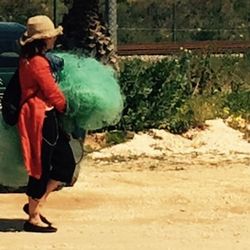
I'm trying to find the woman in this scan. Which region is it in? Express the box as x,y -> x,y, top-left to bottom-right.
18,15 -> 75,233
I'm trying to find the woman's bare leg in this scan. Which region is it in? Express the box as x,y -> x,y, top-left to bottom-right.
27,180 -> 61,226
43,179 -> 61,201
38,179 -> 61,207
28,197 -> 47,227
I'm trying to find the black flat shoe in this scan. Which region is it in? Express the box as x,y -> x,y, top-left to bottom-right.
23,203 -> 52,226
23,221 -> 57,233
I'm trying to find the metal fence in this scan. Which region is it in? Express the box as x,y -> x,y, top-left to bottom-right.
116,1 -> 250,44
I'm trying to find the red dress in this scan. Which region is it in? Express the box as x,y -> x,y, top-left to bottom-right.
18,55 -> 66,179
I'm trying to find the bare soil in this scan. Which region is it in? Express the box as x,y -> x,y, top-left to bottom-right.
1,158 -> 250,250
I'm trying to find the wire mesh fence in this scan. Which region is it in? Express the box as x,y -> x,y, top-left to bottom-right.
116,1 -> 250,44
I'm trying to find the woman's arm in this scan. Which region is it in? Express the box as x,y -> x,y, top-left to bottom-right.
30,55 -> 66,113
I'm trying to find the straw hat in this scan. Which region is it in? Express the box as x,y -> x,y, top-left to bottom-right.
19,15 -> 63,46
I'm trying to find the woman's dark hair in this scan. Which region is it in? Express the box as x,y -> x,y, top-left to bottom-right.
20,39 -> 47,58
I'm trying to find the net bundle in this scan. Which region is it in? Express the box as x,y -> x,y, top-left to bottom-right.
57,52 -> 124,132
0,119 -> 27,187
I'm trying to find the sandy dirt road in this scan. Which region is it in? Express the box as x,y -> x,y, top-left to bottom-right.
1,158 -> 250,250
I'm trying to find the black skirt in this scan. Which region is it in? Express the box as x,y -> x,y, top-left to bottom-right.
26,109 -> 76,199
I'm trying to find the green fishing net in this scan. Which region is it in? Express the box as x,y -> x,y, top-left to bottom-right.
56,52 -> 124,132
0,118 -> 27,187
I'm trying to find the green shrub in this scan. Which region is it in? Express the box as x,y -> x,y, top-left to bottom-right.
116,51 -> 250,133
225,91 -> 250,116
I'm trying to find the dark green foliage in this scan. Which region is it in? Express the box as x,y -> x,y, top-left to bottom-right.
0,0 -> 67,25
116,0 -> 250,43
226,91 -> 250,115
116,51 -> 250,133
1,1 -> 249,44
105,130 -> 128,145
118,55 -> 194,131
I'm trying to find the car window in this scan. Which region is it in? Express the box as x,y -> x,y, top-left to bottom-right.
0,23 -> 25,51
0,52 -> 19,67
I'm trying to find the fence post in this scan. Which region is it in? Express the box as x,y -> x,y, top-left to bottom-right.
106,0 -> 117,50
172,1 -> 177,42
53,0 -> 57,25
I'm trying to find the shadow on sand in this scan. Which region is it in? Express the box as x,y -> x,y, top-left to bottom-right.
0,218 -> 25,232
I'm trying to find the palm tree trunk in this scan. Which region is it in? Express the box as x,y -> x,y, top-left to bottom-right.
61,0 -> 118,69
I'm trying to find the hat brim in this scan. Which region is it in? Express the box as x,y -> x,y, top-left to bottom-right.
19,26 -> 63,46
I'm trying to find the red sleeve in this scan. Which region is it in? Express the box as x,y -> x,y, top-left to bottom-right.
30,55 -> 66,113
